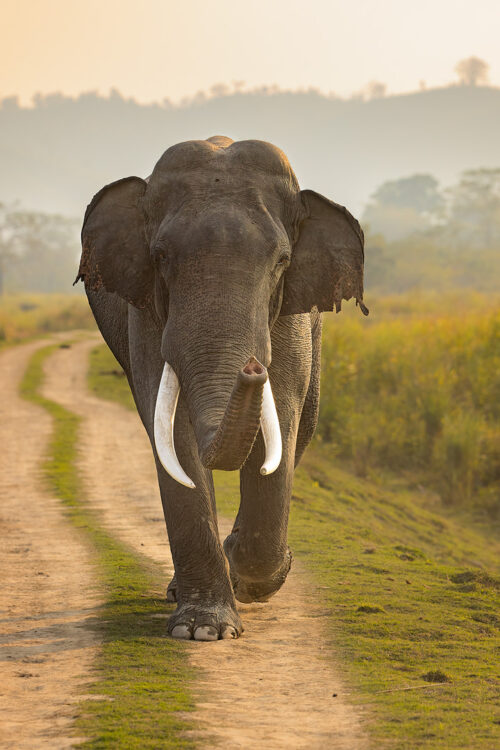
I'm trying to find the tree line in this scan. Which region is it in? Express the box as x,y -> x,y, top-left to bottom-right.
0,205 -> 80,295
363,168 -> 500,294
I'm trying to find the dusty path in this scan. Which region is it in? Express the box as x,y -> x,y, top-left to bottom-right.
0,340 -> 100,749
43,337 -> 368,749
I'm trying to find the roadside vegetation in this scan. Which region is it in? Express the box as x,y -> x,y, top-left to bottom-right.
319,296 -> 500,519
0,293 -> 94,347
88,343 -> 132,405
216,455 -> 500,749
88,294 -> 500,748
20,345 -> 195,749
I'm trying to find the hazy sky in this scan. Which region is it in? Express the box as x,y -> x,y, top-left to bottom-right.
2,0 -> 499,104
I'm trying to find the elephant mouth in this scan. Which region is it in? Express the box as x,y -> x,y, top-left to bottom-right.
153,358 -> 282,488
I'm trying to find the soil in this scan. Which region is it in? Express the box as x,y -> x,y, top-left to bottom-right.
0,340 -> 100,749
42,338 -> 368,750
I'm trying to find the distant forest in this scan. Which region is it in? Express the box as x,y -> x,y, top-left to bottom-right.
1,83 -> 499,295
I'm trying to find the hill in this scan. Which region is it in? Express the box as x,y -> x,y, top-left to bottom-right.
1,85 -> 500,218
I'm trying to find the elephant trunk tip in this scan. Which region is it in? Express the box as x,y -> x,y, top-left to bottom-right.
242,357 -> 266,377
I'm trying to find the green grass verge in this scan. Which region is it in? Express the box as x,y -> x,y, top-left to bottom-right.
216,454 -> 500,749
88,344 -> 135,409
20,344 -> 196,749
91,342 -> 500,748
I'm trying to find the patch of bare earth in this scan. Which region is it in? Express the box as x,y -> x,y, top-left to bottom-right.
0,340 -> 100,749
44,337 -> 368,750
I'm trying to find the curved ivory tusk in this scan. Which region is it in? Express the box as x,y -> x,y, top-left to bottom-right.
260,379 -> 282,476
154,363 -> 196,489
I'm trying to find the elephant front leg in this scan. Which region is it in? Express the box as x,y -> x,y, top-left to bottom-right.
158,465 -> 242,640
223,431 -> 295,604
155,397 -> 242,640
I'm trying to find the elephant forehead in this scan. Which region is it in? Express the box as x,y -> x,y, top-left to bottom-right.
151,138 -> 299,184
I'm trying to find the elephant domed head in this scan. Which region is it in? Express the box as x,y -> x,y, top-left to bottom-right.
76,137 -> 367,486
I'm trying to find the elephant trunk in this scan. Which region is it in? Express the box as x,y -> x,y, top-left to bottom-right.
200,357 -> 266,470
154,358 -> 282,488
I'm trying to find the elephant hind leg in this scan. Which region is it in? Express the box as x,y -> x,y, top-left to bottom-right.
166,574 -> 177,602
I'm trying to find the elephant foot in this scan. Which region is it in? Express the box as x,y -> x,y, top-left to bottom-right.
223,534 -> 293,604
168,601 -> 243,641
166,575 -> 177,602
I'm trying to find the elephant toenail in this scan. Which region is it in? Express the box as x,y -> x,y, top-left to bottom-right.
171,624 -> 192,640
221,626 -> 238,639
194,626 -> 218,641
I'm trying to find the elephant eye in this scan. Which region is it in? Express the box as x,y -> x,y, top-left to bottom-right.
153,242 -> 169,265
276,252 -> 291,269
155,251 -> 168,266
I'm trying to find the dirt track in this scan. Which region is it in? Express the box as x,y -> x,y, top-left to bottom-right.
1,336 -> 367,749
0,340 -> 100,749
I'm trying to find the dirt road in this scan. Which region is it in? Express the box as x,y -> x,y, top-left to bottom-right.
43,338 -> 367,750
0,340 -> 100,749
1,336 -> 367,748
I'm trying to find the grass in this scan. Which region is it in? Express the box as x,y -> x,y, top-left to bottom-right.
90,340 -> 500,748
0,293 -> 95,348
88,344 -> 134,408
215,451 -> 500,749
20,345 -> 196,749
319,303 -> 500,517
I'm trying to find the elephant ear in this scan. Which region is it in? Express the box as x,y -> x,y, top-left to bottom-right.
281,189 -> 368,316
75,176 -> 153,308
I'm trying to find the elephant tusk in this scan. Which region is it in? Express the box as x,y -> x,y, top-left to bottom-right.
260,379 -> 282,476
154,363 -> 196,489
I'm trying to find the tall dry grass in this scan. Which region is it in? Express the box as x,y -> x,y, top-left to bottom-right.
319,295 -> 500,515
0,293 -> 95,346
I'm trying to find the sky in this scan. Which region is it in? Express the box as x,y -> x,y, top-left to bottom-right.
2,0 -> 500,105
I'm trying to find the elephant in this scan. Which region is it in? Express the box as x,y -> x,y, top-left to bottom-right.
76,135 -> 368,641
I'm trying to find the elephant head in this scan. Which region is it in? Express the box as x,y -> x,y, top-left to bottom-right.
76,136 -> 367,487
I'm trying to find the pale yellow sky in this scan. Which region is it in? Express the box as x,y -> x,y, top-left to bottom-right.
2,0 -> 499,105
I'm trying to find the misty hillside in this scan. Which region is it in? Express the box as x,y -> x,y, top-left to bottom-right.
1,85 -> 500,218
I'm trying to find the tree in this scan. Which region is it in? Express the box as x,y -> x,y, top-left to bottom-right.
362,175 -> 444,240
0,206 -> 80,294
455,57 -> 489,86
446,168 -> 500,247
364,81 -> 387,100
370,174 -> 443,214
209,83 -> 230,98
0,203 -> 20,296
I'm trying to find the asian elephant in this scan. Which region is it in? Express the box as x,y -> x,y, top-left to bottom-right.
76,136 -> 367,641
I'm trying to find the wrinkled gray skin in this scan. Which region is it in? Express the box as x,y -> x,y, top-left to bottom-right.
76,136 -> 367,641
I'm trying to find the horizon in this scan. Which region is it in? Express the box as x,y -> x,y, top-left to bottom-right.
3,78 -> 499,111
